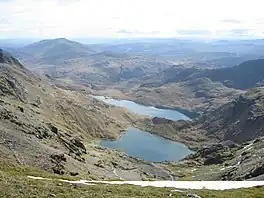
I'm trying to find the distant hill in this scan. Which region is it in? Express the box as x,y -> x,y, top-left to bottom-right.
190,59 -> 264,90
15,38 -> 96,65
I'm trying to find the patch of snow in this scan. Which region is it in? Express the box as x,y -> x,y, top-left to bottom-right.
243,143 -> 253,150
27,176 -> 52,180
245,147 -> 253,151
87,181 -> 264,190
27,176 -> 264,190
171,189 -> 186,193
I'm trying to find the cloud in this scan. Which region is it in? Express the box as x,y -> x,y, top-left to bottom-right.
227,29 -> 258,38
116,29 -> 160,36
176,29 -> 211,36
1,0 -> 264,39
117,29 -> 138,35
221,19 -> 242,24
230,29 -> 250,34
56,0 -> 80,6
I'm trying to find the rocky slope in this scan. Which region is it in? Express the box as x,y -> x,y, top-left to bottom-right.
163,137 -> 264,181
139,88 -> 264,180
127,77 -> 242,113
142,87 -> 264,146
0,49 -> 174,180
196,88 -> 264,143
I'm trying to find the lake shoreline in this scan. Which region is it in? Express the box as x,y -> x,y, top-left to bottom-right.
92,95 -> 192,121
100,127 -> 193,162
93,94 -> 201,119
94,94 -> 199,161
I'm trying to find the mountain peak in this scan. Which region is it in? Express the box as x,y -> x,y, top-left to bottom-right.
20,38 -> 96,64
54,37 -> 68,41
49,38 -> 74,43
35,38 -> 74,45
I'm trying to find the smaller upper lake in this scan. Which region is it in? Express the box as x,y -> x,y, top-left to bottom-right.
101,127 -> 193,162
93,95 -> 190,120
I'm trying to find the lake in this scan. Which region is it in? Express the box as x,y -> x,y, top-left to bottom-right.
93,95 -> 190,121
94,95 -> 192,162
101,127 -> 193,162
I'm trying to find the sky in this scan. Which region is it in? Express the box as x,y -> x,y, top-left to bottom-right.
1,0 -> 264,39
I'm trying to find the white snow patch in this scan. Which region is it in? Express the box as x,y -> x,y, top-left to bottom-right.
86,181 -> 264,190
243,143 -> 253,150
27,176 -> 264,190
27,176 -> 52,181
245,147 -> 253,151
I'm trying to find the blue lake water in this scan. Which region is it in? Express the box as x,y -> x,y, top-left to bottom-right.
93,95 -> 190,121
93,95 -> 192,162
101,127 -> 193,162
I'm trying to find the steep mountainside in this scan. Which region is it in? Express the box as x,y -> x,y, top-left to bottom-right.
140,88 -> 264,181
197,88 -> 264,143
0,49 -> 174,180
143,87 -> 264,145
0,49 -> 23,67
189,59 -> 264,90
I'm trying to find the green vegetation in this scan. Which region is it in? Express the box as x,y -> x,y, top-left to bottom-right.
0,160 -> 79,181
165,163 -> 223,181
1,161 -> 264,198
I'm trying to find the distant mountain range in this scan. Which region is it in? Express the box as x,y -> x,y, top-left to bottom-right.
6,38 -> 174,85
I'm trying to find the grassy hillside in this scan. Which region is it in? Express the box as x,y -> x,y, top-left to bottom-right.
1,160 -> 264,198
